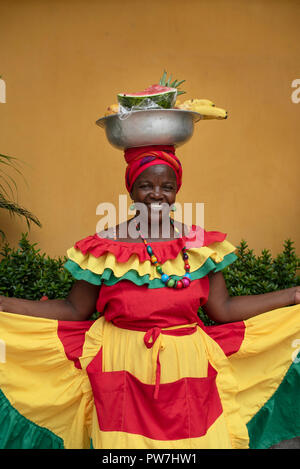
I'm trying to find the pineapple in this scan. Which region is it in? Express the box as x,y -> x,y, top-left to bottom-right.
159,70 -> 186,96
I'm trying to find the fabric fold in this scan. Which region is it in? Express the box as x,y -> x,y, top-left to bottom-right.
0,389 -> 64,449
0,312 -> 93,449
73,226 -> 227,263
65,228 -> 236,288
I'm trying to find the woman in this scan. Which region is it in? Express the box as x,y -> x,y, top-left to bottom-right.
0,144 -> 299,449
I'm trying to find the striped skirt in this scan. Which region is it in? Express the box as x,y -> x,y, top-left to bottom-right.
0,304 -> 300,449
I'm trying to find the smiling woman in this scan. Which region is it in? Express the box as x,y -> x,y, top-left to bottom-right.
0,133 -> 300,449
130,165 -> 177,227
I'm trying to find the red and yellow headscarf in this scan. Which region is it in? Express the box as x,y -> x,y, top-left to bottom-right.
124,145 -> 182,193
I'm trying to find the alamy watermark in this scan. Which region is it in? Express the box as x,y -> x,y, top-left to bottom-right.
0,77 -> 6,103
291,79 -> 300,104
0,339 -> 5,363
291,339 -> 300,364
96,195 -> 205,247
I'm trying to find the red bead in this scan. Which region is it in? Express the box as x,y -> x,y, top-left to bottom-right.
176,280 -> 183,289
182,277 -> 190,287
184,264 -> 190,271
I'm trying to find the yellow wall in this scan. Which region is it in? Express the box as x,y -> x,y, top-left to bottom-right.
0,0 -> 299,258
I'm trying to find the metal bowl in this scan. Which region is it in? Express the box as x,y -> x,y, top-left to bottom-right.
95,109 -> 203,150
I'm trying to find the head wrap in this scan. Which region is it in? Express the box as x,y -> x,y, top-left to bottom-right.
124,145 -> 182,193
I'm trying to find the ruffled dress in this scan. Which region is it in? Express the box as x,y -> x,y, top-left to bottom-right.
0,227 -> 299,449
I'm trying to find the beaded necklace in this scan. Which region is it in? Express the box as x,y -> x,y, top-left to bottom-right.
134,217 -> 191,289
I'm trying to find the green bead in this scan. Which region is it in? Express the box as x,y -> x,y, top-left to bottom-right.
156,265 -> 163,274
147,246 -> 153,255
167,278 -> 175,288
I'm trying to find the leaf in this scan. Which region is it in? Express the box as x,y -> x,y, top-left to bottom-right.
0,170 -> 19,199
159,70 -> 167,86
174,79 -> 186,87
0,194 -> 42,228
166,74 -> 172,87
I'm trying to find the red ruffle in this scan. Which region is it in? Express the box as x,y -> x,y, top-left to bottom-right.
74,226 -> 227,264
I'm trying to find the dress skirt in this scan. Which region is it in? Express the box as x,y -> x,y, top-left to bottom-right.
0,304 -> 299,449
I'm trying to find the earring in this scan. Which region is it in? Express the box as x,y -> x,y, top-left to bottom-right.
170,204 -> 176,212
129,202 -> 136,211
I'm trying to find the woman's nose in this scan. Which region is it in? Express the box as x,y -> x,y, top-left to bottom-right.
150,187 -> 163,199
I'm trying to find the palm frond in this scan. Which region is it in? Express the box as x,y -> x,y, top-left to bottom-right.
0,194 -> 42,229
0,153 -> 41,238
0,153 -> 29,195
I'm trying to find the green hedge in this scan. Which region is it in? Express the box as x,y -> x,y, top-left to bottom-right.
0,234 -> 299,323
0,233 -> 74,300
199,239 -> 300,325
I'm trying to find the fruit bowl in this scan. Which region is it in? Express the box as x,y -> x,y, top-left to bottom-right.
95,109 -> 203,150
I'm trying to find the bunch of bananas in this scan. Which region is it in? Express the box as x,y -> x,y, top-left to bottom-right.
175,99 -> 228,119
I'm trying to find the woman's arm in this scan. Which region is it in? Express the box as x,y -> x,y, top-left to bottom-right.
0,280 -> 101,321
202,271 -> 299,324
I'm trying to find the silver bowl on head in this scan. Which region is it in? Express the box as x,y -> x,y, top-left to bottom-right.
95,109 -> 203,150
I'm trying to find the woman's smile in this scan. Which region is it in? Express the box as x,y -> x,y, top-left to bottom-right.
130,164 -> 177,223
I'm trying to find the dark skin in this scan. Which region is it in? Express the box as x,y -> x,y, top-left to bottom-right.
0,164 -> 299,321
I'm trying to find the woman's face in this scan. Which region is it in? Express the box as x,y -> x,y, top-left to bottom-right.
130,164 -> 177,224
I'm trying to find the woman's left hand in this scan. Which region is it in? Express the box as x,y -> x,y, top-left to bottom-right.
203,273 -> 300,323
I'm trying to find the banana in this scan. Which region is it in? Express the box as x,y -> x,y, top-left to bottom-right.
105,103 -> 119,116
193,105 -> 228,119
177,99 -> 227,119
181,98 -> 215,108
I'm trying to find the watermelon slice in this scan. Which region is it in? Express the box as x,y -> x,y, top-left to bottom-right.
117,84 -> 177,110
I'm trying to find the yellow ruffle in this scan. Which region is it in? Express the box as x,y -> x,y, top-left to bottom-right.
67,239 -> 236,280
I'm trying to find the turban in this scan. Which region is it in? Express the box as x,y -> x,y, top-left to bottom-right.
124,145 -> 182,193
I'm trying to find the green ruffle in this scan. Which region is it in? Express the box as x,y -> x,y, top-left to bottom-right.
64,252 -> 237,289
247,352 -> 300,449
0,389 -> 64,449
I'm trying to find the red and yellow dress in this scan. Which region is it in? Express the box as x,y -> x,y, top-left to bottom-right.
0,229 -> 299,449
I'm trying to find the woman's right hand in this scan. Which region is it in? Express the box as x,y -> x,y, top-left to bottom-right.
0,281 -> 100,321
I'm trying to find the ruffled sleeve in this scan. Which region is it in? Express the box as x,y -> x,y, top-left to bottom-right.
64,227 -> 237,288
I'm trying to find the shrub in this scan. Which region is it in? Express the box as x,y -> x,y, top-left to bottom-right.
0,232 -> 74,300
0,234 -> 299,324
199,239 -> 300,325
224,239 -> 299,294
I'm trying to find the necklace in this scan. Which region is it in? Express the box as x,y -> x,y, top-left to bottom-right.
134,218 -> 191,289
